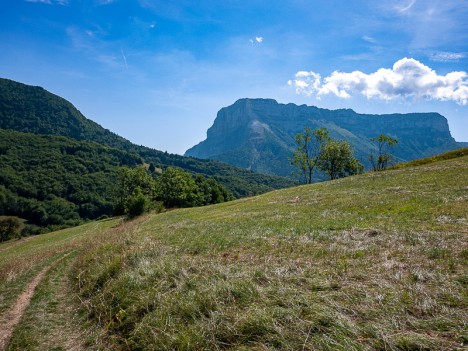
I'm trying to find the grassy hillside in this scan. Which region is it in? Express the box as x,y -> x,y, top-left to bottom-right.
1,154 -> 466,350
0,78 -> 297,198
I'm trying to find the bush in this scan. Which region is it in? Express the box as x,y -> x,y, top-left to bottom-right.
0,216 -> 21,242
126,188 -> 149,218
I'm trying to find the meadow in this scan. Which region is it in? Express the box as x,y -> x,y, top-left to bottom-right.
1,153 -> 467,350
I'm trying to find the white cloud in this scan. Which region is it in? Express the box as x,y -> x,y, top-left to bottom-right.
289,58 -> 468,105
429,51 -> 465,62
25,0 -> 68,4
362,35 -> 377,44
249,36 -> 264,44
394,0 -> 417,14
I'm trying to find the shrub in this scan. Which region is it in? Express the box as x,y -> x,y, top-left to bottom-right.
0,216 -> 21,242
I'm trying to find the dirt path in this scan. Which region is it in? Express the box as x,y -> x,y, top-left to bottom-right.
0,253 -> 70,351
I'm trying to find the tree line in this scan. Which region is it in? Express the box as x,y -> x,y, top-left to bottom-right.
115,166 -> 233,219
290,127 -> 398,184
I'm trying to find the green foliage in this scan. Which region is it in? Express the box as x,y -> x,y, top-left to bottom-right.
289,127 -> 330,184
369,134 -> 399,171
157,167 -> 200,208
125,188 -> 149,218
0,216 -> 21,242
0,78 -> 297,199
114,167 -> 158,217
318,139 -> 363,179
291,127 -> 362,182
0,129 -> 141,231
115,166 -> 234,218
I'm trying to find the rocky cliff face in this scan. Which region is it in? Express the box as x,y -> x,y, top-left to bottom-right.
185,98 -> 461,178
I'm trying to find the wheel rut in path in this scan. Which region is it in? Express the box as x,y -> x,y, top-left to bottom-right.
0,253 -> 71,351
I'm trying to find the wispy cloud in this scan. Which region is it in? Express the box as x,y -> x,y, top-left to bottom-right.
25,0 -> 68,5
121,48 -> 128,69
289,58 -> 468,105
429,51 -> 465,63
394,0 -> 417,14
362,35 -> 377,44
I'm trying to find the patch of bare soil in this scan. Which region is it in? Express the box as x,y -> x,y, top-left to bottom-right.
0,253 -> 69,351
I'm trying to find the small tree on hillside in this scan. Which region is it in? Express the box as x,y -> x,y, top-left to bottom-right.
156,167 -> 200,208
369,134 -> 398,171
290,127 -> 330,184
318,139 -> 363,180
114,167 -> 157,217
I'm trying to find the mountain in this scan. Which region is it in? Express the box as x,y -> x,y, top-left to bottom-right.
185,98 -> 462,178
0,78 -> 297,197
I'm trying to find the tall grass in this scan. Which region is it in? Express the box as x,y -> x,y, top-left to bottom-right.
15,156 -> 468,350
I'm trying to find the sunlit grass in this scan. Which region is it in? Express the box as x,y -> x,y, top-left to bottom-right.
71,156 -> 467,350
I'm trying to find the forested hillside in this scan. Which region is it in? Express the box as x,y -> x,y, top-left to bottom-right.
0,78 -> 297,197
0,129 -> 142,233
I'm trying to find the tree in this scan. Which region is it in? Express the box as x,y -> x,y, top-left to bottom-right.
290,127 -> 330,184
194,176 -> 234,205
156,167 -> 200,208
126,187 -> 149,218
114,167 -> 157,217
318,139 -> 363,180
369,134 -> 398,171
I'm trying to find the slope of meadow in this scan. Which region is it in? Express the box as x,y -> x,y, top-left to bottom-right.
1,153 -> 467,350
71,154 -> 467,350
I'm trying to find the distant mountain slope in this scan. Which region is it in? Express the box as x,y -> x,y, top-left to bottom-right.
185,98 -> 462,178
0,78 -> 297,196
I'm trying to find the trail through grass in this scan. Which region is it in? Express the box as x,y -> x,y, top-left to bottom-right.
0,155 -> 466,350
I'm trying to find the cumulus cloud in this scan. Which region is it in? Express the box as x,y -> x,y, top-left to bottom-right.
288,58 -> 468,105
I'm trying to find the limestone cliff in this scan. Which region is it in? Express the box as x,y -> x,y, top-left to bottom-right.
185,98 -> 461,178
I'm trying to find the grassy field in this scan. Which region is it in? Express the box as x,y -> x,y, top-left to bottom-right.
1,154 -> 467,350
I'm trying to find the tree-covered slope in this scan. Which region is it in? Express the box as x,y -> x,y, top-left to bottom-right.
186,98 -> 462,178
0,78 -> 297,196
0,129 -> 142,232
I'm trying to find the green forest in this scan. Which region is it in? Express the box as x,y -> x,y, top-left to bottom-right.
0,130 -> 235,237
0,78 -> 298,238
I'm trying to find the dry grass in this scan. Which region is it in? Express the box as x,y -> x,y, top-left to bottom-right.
70,156 -> 467,350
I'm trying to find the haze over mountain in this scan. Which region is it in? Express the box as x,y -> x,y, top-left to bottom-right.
185,98 -> 462,178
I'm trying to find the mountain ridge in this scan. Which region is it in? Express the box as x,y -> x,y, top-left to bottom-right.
0,78 -> 297,197
185,98 -> 462,177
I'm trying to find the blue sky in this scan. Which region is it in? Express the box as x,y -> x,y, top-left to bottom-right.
1,0 -> 467,154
